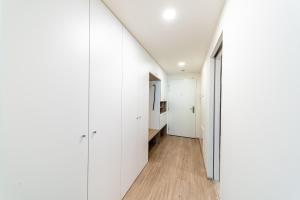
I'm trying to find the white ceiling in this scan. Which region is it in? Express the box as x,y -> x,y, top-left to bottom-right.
102,0 -> 224,74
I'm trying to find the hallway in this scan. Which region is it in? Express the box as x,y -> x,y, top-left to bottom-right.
123,136 -> 218,200
2,0 -> 300,199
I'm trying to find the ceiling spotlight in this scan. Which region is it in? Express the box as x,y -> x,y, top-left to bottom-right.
178,62 -> 186,67
162,8 -> 177,21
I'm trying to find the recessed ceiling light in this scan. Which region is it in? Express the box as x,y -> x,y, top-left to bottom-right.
162,8 -> 177,21
178,62 -> 186,67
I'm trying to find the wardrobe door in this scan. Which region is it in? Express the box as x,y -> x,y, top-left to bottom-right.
88,1 -> 122,200
136,51 -> 149,173
121,30 -> 140,197
0,0 -> 89,200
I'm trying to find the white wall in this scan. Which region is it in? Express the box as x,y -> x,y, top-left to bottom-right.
168,73 -> 202,139
201,0 -> 300,199
149,81 -> 161,130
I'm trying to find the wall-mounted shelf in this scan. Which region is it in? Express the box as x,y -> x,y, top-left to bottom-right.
160,101 -> 167,114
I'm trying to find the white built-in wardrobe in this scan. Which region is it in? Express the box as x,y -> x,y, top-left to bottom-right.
0,0 -> 166,200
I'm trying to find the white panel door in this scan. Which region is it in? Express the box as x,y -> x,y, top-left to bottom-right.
121,31 -> 150,197
168,79 -> 197,138
121,30 -> 139,196
88,1 -> 122,200
0,0 -> 89,200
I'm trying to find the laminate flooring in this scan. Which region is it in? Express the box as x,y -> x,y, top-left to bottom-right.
123,135 -> 219,200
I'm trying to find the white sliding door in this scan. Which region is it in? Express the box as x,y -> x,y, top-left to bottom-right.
88,1 -> 122,200
0,0 -> 90,200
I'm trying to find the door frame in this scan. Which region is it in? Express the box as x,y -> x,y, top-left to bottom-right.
208,33 -> 223,181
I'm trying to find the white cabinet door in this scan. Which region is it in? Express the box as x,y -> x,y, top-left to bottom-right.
121,30 -> 140,196
136,50 -> 149,173
121,32 -> 150,197
88,1 -> 122,200
0,0 -> 89,200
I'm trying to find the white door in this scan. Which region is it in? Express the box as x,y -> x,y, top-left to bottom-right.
168,79 -> 196,138
0,0 -> 89,199
88,1 -> 122,200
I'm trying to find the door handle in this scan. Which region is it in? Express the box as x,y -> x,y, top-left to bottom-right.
91,130 -> 97,138
79,134 -> 87,143
190,106 -> 195,114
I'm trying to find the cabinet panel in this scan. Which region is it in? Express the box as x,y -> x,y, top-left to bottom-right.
121,31 -> 150,197
88,1 -> 122,200
136,49 -> 150,172
121,30 -> 140,196
0,0 -> 89,200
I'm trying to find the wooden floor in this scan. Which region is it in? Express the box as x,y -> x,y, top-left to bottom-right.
123,135 -> 219,200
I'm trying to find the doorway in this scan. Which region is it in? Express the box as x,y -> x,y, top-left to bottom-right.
168,79 -> 197,138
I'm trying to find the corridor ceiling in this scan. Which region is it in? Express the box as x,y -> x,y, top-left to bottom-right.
102,0 -> 224,74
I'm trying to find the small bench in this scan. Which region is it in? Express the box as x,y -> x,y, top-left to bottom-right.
148,125 -> 167,153
148,129 -> 160,141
